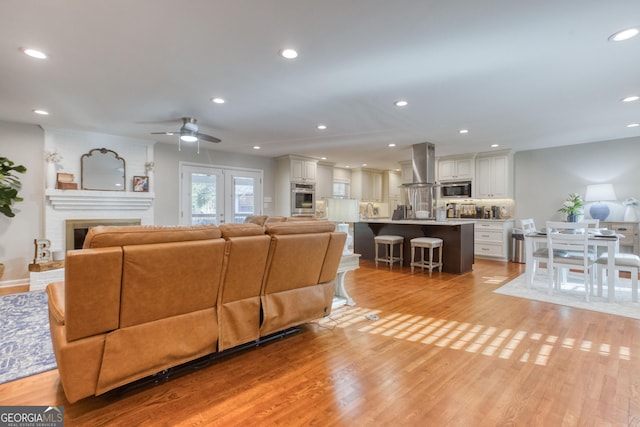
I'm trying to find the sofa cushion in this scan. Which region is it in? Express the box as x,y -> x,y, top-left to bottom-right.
219,223 -> 265,238
83,225 -> 221,249
265,221 -> 334,235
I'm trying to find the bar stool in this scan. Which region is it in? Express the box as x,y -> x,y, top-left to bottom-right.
374,235 -> 404,269
410,237 -> 443,275
596,252 -> 640,302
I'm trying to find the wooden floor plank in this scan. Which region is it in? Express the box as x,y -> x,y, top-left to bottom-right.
1,259 -> 640,425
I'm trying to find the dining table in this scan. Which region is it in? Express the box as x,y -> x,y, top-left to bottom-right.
524,230 -> 622,302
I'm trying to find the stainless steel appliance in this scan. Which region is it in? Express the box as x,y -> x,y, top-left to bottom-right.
291,182 -> 315,216
440,181 -> 472,198
400,142 -> 437,218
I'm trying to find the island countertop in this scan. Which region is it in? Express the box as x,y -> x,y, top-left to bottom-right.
358,219 -> 471,226
358,218 -> 513,225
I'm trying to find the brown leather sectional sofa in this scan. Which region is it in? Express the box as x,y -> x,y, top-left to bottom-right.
46,221 -> 345,403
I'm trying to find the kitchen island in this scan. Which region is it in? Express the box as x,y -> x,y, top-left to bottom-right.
354,219 -> 475,274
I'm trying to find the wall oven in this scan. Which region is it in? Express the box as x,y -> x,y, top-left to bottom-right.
291,182 -> 315,216
440,181 -> 472,198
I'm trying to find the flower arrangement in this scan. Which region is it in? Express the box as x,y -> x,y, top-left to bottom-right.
44,150 -> 62,164
558,193 -> 584,216
623,197 -> 639,206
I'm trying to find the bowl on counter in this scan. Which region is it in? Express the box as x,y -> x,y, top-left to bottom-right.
415,211 -> 430,219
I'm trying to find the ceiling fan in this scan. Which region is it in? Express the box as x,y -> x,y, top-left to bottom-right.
151,117 -> 221,149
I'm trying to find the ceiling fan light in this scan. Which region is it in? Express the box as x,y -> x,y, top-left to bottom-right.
180,131 -> 198,142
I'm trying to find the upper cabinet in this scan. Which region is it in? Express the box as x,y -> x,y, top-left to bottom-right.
475,152 -> 513,199
290,157 -> 317,182
384,170 -> 402,209
315,162 -> 334,199
400,160 -> 413,184
438,156 -> 474,182
352,169 -> 383,202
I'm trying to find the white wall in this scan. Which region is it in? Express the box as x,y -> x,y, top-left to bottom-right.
0,121 -> 44,282
514,136 -> 640,229
0,121 -> 278,283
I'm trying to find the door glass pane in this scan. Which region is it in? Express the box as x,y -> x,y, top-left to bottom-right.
191,173 -> 217,225
232,176 -> 255,223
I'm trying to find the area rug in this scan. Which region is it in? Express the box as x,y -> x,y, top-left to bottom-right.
494,274 -> 640,320
0,291 -> 57,384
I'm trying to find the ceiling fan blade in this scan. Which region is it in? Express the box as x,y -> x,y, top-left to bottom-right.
196,132 -> 221,143
150,131 -> 176,136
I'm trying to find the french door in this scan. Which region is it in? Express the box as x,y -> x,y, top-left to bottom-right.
180,163 -> 262,226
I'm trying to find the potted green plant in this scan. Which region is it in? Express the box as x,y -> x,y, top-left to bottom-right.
558,193 -> 584,222
0,156 -> 27,218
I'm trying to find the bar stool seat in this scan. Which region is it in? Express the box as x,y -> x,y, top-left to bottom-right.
410,237 -> 443,275
374,235 -> 404,268
596,252 -> 640,302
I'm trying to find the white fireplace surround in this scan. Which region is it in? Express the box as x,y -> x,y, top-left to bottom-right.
45,189 -> 155,251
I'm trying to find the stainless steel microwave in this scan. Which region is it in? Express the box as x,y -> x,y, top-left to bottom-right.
440,181 -> 472,198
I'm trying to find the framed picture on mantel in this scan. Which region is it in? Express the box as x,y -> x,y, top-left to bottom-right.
133,176 -> 149,192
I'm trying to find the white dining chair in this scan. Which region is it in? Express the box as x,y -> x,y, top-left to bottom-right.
520,219 -> 547,286
546,221 -> 596,301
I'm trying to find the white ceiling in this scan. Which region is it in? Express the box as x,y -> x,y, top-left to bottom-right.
0,0 -> 638,169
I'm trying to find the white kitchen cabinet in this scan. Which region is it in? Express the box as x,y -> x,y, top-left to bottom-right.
383,170 -> 402,210
473,219 -> 514,261
438,157 -> 474,181
475,152 -> 513,198
290,157 -> 317,182
315,163 -> 334,199
400,161 -> 413,184
352,169 -> 383,202
275,155 -> 318,216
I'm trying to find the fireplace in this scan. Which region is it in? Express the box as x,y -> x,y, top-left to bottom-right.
65,218 -> 142,250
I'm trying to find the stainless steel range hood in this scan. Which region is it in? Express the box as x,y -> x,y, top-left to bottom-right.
410,142 -> 436,185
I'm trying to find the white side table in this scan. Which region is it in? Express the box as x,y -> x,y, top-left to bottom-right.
333,253 -> 360,308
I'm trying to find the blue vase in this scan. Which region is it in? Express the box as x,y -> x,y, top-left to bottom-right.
567,213 -> 577,222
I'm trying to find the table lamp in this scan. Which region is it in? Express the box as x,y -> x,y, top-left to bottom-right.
585,183 -> 617,221
327,198 -> 360,255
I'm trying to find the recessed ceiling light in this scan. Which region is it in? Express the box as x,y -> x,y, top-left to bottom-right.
627,123 -> 640,128
22,48 -> 47,59
491,144 -> 500,148
345,165 -> 351,168
459,129 -> 469,134
253,146 -> 261,150
394,100 -> 408,107
388,143 -> 396,147
362,163 -> 368,167
279,48 -> 298,59
609,27 -> 640,42
317,124 -> 327,130
211,97 -> 225,104
33,109 -> 49,115
622,95 -> 640,103
321,157 -> 327,160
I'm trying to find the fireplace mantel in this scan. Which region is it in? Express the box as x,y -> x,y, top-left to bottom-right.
45,189 -> 155,211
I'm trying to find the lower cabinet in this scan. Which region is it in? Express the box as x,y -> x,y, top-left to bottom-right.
473,220 -> 514,261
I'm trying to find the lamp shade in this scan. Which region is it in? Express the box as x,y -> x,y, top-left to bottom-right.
327,198 -> 359,223
585,184 -> 617,221
584,184 -> 616,202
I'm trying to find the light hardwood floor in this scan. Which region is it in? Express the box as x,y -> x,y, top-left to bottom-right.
2,259 -> 640,426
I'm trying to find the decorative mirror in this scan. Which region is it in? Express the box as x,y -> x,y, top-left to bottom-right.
81,148 -> 126,191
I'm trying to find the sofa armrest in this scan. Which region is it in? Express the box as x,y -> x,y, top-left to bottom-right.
46,281 -> 66,325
